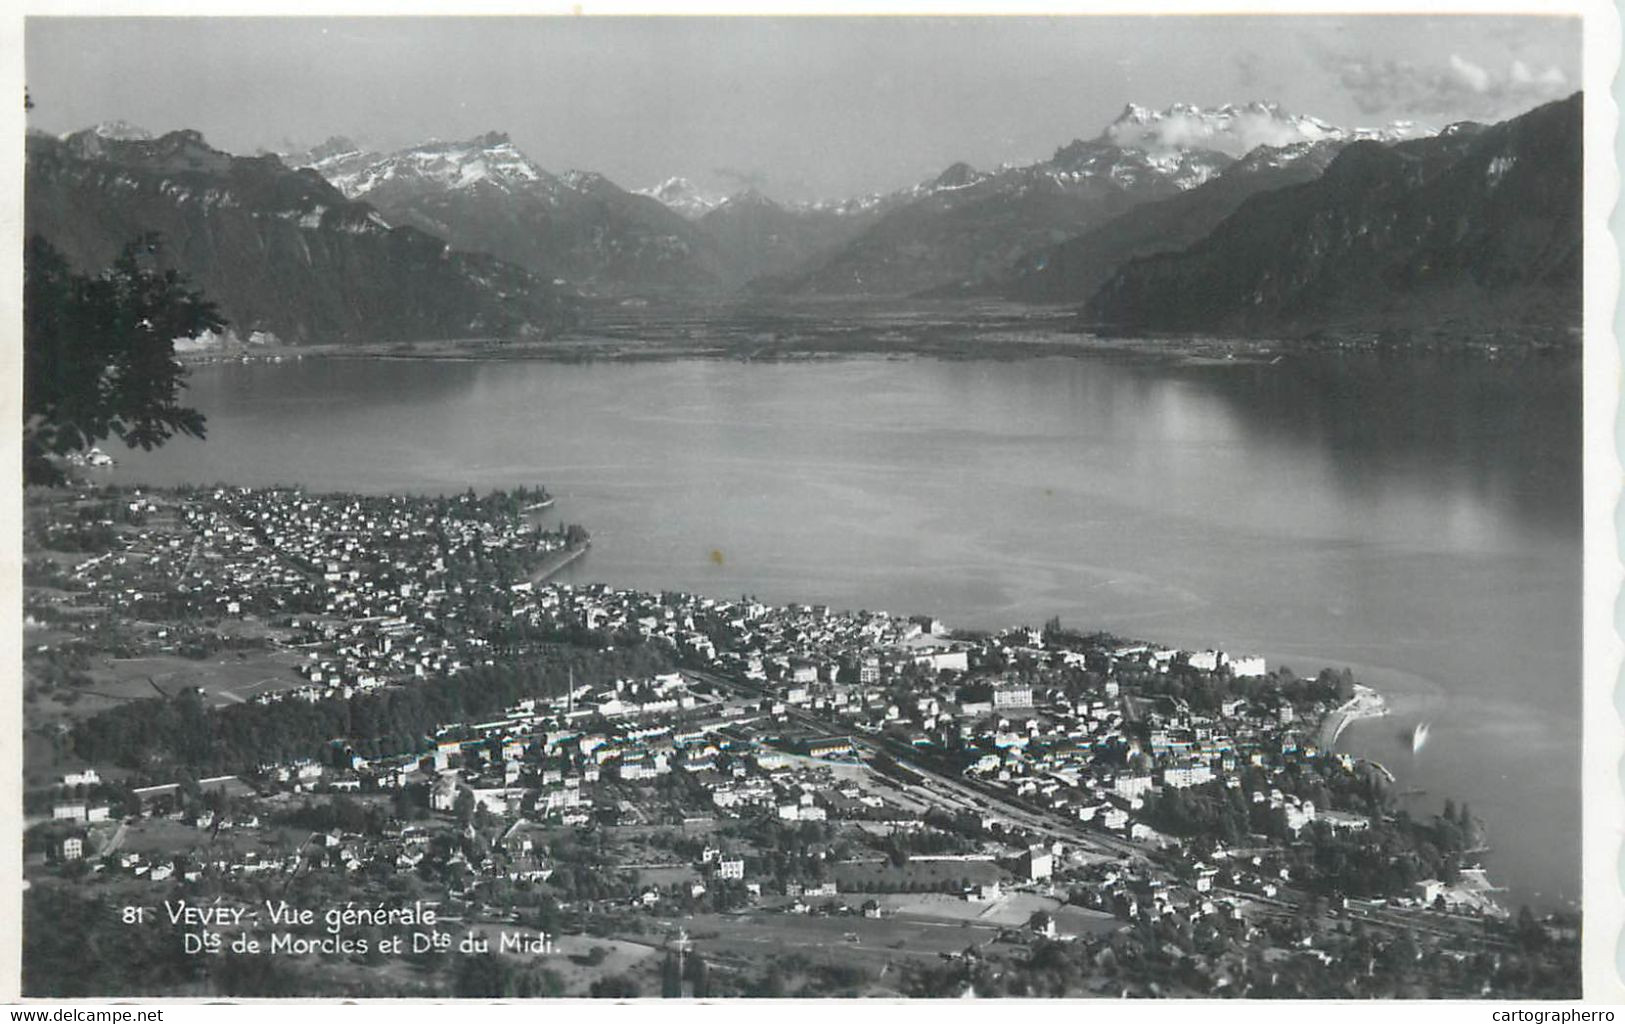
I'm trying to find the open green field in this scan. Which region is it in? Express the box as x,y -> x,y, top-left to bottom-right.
632,864 -> 702,888
24,647 -> 310,743
124,817 -> 296,851
673,906 -> 1004,969
833,858 -> 1004,891
94,649 -> 310,707
873,891 -> 1123,937
24,646 -> 315,787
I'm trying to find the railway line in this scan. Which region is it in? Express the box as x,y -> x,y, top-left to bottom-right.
684,667 -> 1509,956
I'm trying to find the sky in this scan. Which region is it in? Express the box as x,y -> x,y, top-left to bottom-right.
24,14 -> 1582,202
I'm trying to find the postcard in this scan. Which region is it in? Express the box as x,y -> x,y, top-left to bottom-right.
7,0 -> 1620,1005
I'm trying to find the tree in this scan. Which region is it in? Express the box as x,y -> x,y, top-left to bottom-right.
1515,904 -> 1547,951
453,789 -> 476,826
452,953 -> 510,998
24,234 -> 225,485
661,951 -> 683,997
685,951 -> 711,998
589,974 -> 641,998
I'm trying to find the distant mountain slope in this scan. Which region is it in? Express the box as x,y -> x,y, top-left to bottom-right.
693,190 -> 878,284
995,139 -> 1351,303
770,147 -> 1216,297
292,133 -> 725,294
635,177 -> 726,219
27,129 -> 575,344
1084,94 -> 1581,342
770,102 -> 1423,298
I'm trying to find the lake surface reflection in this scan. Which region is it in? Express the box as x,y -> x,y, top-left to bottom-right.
111,352 -> 1582,911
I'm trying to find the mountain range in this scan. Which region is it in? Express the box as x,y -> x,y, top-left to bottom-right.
750,102 -> 1428,298
287,135 -> 901,292
286,132 -> 729,293
27,95 -> 1581,346
278,102 -> 1432,301
1083,93 -> 1581,342
26,128 -> 575,345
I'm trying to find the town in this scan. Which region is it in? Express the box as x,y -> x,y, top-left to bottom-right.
22,484 -> 1580,998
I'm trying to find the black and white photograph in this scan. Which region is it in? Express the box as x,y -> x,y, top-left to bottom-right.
11,4 -> 1614,1002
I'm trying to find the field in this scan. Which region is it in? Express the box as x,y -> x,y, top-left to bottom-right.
24,646 -> 312,788
112,817 -> 302,860
25,647 -> 309,733
93,649 -> 312,707
876,891 -> 1123,937
833,858 -> 1003,891
631,864 -> 702,888
672,905 -> 1006,971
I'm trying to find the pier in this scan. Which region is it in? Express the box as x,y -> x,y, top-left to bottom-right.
528,542 -> 589,584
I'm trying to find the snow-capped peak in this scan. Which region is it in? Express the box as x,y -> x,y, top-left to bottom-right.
1114,103 -> 1157,126
1349,119 -> 1433,142
634,177 -> 726,218
718,188 -> 778,209
1100,101 -> 1429,160
305,135 -> 363,163
296,131 -> 551,199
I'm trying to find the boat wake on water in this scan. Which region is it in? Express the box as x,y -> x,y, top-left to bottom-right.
1412,720 -> 1432,755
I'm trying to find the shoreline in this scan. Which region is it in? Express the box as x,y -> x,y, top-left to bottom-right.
175,335 -> 1292,370
1316,682 -> 1390,751
32,476 -> 1528,922
528,543 -> 589,585
1311,679 -> 1509,918
172,300 -> 1577,370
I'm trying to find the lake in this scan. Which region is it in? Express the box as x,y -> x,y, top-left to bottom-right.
108,350 -> 1582,912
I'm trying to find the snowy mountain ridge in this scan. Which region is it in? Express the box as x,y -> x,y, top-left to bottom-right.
291,132 -> 552,201
633,177 -> 726,218
1101,101 -> 1428,158
633,101 -> 1434,217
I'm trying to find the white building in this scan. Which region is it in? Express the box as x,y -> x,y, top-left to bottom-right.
993,684 -> 1034,710
1163,763 -> 1215,789
1026,845 -> 1053,881
922,650 -> 968,673
1229,655 -> 1266,678
1188,650 -> 1222,672
1113,774 -> 1154,800
429,772 -> 460,812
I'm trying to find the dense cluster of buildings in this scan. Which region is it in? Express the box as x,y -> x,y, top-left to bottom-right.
26,486 -> 579,701
25,485 -> 1545,998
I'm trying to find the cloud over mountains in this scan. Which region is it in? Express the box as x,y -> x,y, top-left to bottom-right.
1335,51 -> 1571,121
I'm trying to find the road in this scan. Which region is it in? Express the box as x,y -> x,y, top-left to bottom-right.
98,819 -> 129,857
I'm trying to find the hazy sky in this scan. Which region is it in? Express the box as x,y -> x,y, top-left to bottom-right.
25,15 -> 1582,201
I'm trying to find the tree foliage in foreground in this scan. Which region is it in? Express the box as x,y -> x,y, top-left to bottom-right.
24,233 -> 224,485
